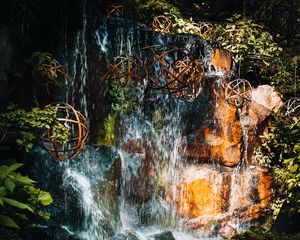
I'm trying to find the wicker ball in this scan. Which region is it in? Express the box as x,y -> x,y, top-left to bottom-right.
106,3 -> 125,18
171,59 -> 205,102
40,103 -> 89,160
102,56 -> 141,86
143,45 -> 205,102
33,58 -> 68,88
198,21 -> 213,39
285,97 -> 300,117
152,15 -> 173,34
225,79 -> 252,107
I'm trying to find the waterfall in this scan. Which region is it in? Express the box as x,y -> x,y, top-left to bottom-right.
29,11 -> 272,240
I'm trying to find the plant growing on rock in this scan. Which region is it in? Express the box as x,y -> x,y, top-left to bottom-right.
0,104 -> 70,152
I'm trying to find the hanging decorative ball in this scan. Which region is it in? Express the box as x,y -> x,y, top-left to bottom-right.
143,45 -> 205,102
106,3 -> 125,18
285,97 -> 300,117
198,21 -> 213,39
39,103 -> 89,161
33,56 -> 68,88
102,56 -> 142,86
171,59 -> 205,102
152,15 -> 173,34
225,79 -> 252,107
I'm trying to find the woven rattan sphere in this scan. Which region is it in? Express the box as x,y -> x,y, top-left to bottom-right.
40,103 -> 89,160
33,58 -> 68,88
143,45 -> 205,102
106,3 -> 125,18
198,21 -> 213,39
171,59 -> 205,102
102,56 -> 141,86
285,97 -> 300,117
152,15 -> 173,34
225,79 -> 252,107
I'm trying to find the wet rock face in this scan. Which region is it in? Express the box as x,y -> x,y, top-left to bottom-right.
184,48 -> 243,167
152,231 -> 176,240
172,164 -> 271,235
173,165 -> 231,217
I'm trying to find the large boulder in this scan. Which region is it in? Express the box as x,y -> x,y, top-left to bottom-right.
168,164 -> 271,235
242,85 -> 283,126
184,84 -> 283,167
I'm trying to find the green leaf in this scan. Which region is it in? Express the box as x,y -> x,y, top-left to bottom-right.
13,173 -> 36,185
2,197 -> 34,212
290,164 -> 298,173
38,192 -> 53,206
0,214 -> 20,229
7,163 -> 23,173
16,213 -> 28,221
4,178 -> 15,193
0,187 -> 7,197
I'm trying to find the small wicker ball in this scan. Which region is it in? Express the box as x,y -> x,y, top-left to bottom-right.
152,15 -> 173,34
225,79 -> 252,107
106,3 -> 125,18
40,103 -> 89,160
198,21 -> 213,39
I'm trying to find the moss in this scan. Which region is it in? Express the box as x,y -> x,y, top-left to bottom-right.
152,108 -> 163,133
96,114 -> 116,146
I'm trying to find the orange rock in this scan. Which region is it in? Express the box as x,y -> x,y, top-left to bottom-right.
183,79 -> 243,167
211,48 -> 232,73
172,164 -> 231,218
170,164 -> 272,234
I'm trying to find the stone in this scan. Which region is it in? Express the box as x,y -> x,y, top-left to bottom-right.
170,164 -> 272,234
152,231 -> 176,240
174,164 -> 231,218
211,48 -> 232,73
112,231 -> 140,240
183,84 -> 283,167
219,222 -> 237,239
183,96 -> 243,167
242,85 -> 283,126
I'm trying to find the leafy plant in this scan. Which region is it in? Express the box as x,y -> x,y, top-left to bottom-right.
232,226 -> 300,240
215,14 -> 282,63
0,163 -> 53,229
0,104 -> 70,152
267,55 -> 300,96
261,112 -> 300,220
132,0 -> 181,22
109,84 -> 136,114
97,114 -> 116,146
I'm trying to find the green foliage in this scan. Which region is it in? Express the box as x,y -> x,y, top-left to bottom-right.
0,105 -> 70,152
152,108 -> 163,133
170,15 -> 203,36
232,226 -> 300,240
0,163 -> 53,229
261,112 -> 300,219
109,84 -> 136,114
267,56 -> 300,96
215,14 -> 282,63
133,0 -> 181,22
97,114 -> 116,146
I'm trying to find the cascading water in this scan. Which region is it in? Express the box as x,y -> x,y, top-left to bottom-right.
29,8 -> 273,240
